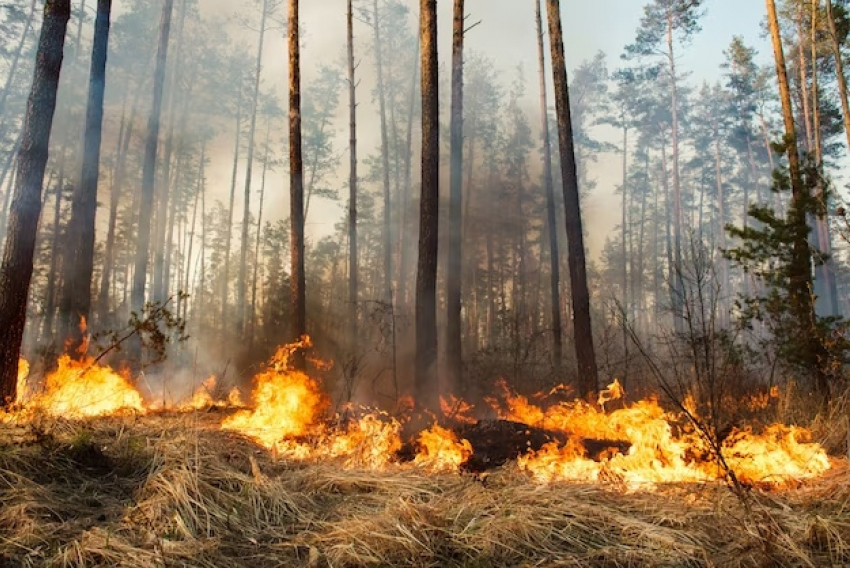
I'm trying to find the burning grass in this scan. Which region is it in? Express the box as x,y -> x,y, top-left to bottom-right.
0,413 -> 849,567
1,337 -> 844,565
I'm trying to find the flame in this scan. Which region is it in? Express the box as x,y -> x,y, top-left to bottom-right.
496,384 -> 829,488
322,413 -> 403,469
3,333 -> 833,489
597,378 -> 624,408
29,354 -> 146,418
414,425 -> 473,471
222,338 -> 328,447
440,394 -> 476,424
15,317 -> 144,419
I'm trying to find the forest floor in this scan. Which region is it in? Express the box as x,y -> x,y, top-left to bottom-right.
1,411 -> 849,568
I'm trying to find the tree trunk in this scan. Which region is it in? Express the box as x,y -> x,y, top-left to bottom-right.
248,129 -> 266,347
151,0 -> 186,305
59,0 -> 111,349
398,55 -> 418,308
415,0 -> 439,411
372,0 -> 397,391
797,7 -> 814,152
766,0 -> 823,393
620,123 -> 628,381
0,0 -> 70,405
289,0 -> 306,370
810,0 -> 839,317
130,0 -> 173,343
446,0 -> 464,395
42,126 -> 70,344
714,122 -> 729,324
184,143 -> 204,322
544,0 -> 598,399
347,0 -> 359,356
239,0 -> 269,336
666,8 -> 684,332
826,0 -> 850,151
222,87 -> 243,340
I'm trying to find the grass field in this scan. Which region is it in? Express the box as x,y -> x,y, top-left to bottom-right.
1,411 -> 849,568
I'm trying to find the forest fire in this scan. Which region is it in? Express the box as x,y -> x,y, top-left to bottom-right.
4,339 -> 833,489
23,354 -> 145,418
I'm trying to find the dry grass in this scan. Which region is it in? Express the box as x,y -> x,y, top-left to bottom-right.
1,412 -> 849,567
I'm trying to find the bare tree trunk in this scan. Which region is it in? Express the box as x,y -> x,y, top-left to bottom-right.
798,7 -> 814,152
248,135 -> 267,347
347,0 -> 359,356
620,122 -> 628,381
59,0 -> 112,348
398,55 -> 418,308
544,0 -> 598,399
222,87 -> 243,340
151,0 -> 185,305
131,0 -> 173,345
371,0 -> 396,390
183,144 -> 203,322
446,0 -> 464,394
415,0 -> 439,411
766,0 -> 824,393
42,126 -> 71,343
0,0 -> 70,405
826,0 -> 850,151
636,151 -> 649,334
239,0 -> 269,336
289,0 -> 306,370
810,0 -> 840,316
98,92 -> 129,321
661,142 -> 675,320
666,9 -> 684,331
714,123 -> 729,324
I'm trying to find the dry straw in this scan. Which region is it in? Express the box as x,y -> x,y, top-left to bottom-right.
1,412 -> 848,567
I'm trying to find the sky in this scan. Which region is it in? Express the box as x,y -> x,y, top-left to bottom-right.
188,0 -> 773,257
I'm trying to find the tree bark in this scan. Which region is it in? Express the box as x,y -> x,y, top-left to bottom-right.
59,0 -> 112,349
826,0 -> 850,152
415,0 -> 439,411
446,0 -> 464,395
130,0 -> 173,343
348,0 -> 359,356
765,0 -> 823,391
809,0 -> 839,317
248,130 -> 266,346
544,0 -> 598,399
0,0 -> 70,405
398,55 -> 419,308
666,8 -> 684,332
239,0 -> 269,336
289,0 -> 306,370
42,126 -> 70,344
222,86 -> 243,340
184,143 -> 204,322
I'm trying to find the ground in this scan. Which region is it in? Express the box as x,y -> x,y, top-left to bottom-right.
1,411 -> 848,568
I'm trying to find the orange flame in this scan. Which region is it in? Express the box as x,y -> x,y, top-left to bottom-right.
29,354 -> 146,418
497,384 -> 829,488
222,337 -> 328,448
414,425 -> 473,471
